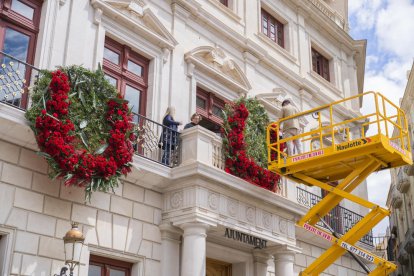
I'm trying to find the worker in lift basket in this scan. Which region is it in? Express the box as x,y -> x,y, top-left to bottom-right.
281,99 -> 302,156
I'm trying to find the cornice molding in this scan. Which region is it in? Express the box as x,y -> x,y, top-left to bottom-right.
90,0 -> 178,50
185,46 -> 252,94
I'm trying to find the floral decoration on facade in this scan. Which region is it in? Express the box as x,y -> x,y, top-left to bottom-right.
26,66 -> 135,199
222,98 -> 284,192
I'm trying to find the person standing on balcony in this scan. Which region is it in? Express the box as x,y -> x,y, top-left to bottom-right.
184,113 -> 202,129
281,99 -> 302,156
160,107 -> 181,165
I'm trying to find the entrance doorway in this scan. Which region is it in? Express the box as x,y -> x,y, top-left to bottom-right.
206,258 -> 232,276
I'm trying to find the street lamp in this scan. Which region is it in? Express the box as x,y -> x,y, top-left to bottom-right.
55,222 -> 85,276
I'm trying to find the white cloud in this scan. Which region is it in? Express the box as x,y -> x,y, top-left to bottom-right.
348,0 -> 385,32
366,171 -> 391,236
349,0 -> 414,238
376,1 -> 414,58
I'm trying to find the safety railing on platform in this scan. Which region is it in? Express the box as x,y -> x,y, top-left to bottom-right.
268,91 -> 411,166
132,112 -> 181,168
0,51 -> 40,110
296,187 -> 373,246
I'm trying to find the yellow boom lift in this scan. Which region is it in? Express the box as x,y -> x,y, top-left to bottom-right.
267,92 -> 412,275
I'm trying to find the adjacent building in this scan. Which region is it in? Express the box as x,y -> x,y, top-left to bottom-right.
0,0 -> 373,275
387,62 -> 414,276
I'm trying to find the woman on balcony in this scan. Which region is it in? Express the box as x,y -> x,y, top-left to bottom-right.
160,107 -> 181,165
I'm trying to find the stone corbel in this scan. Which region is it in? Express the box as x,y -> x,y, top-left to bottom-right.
186,62 -> 195,77
59,0 -> 66,6
94,8 -> 103,25
162,48 -> 170,64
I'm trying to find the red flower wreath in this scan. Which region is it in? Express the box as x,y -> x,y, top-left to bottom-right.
30,69 -> 134,198
223,102 -> 285,192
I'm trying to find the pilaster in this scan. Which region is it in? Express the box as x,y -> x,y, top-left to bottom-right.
160,223 -> 182,276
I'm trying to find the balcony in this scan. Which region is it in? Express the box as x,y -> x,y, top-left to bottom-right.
296,187 -> 373,246
0,51 -> 40,110
0,51 -> 181,168
396,169 -> 410,193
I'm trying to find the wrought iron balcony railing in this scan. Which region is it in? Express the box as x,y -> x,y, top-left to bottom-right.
297,187 -> 374,246
0,51 -> 40,110
132,112 -> 181,168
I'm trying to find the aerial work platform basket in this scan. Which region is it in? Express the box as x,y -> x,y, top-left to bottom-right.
267,92 -> 412,276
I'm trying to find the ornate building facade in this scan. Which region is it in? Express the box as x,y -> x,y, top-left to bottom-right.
0,0 -> 371,275
387,62 -> 414,276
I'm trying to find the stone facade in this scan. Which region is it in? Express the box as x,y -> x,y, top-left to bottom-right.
387,62 -> 414,276
0,0 -> 371,275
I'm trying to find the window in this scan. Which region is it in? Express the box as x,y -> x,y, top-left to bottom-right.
196,87 -> 225,133
103,37 -> 149,120
88,255 -> 132,276
311,48 -> 330,81
0,0 -> 42,108
261,9 -> 284,47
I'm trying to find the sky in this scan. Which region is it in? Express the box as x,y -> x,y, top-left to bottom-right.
348,0 -> 414,235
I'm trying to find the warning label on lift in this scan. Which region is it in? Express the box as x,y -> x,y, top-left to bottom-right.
335,138 -> 372,151
389,141 -> 406,155
339,241 -> 375,263
303,223 -> 376,263
292,150 -> 324,162
303,223 -> 333,242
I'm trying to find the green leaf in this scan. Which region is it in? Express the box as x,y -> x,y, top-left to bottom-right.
78,90 -> 86,106
64,173 -> 73,181
36,151 -> 52,159
42,94 -> 46,109
79,131 -> 89,148
94,143 -> 109,155
91,89 -> 96,109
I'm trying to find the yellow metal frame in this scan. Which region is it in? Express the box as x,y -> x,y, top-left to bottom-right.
267,92 -> 412,276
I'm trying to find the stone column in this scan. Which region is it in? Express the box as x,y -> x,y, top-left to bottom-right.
253,249 -> 270,276
273,251 -> 295,276
160,223 -> 182,276
180,222 -> 209,276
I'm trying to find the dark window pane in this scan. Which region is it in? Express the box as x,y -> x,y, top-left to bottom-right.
88,265 -> 102,276
124,85 -> 141,121
11,0 -> 34,20
127,60 -> 143,76
212,105 -> 223,118
104,47 -> 120,65
109,268 -> 126,276
196,96 -> 206,109
3,28 -> 30,61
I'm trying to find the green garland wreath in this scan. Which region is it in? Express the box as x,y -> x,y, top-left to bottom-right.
26,66 -> 135,199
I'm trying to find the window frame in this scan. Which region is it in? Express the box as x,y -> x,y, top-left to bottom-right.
103,37 -> 149,116
311,47 -> 330,82
261,9 -> 284,48
89,255 -> 133,276
196,87 -> 225,126
0,0 -> 42,108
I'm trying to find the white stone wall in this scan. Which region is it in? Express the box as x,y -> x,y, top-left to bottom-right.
293,240 -> 366,276
0,139 -> 162,276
